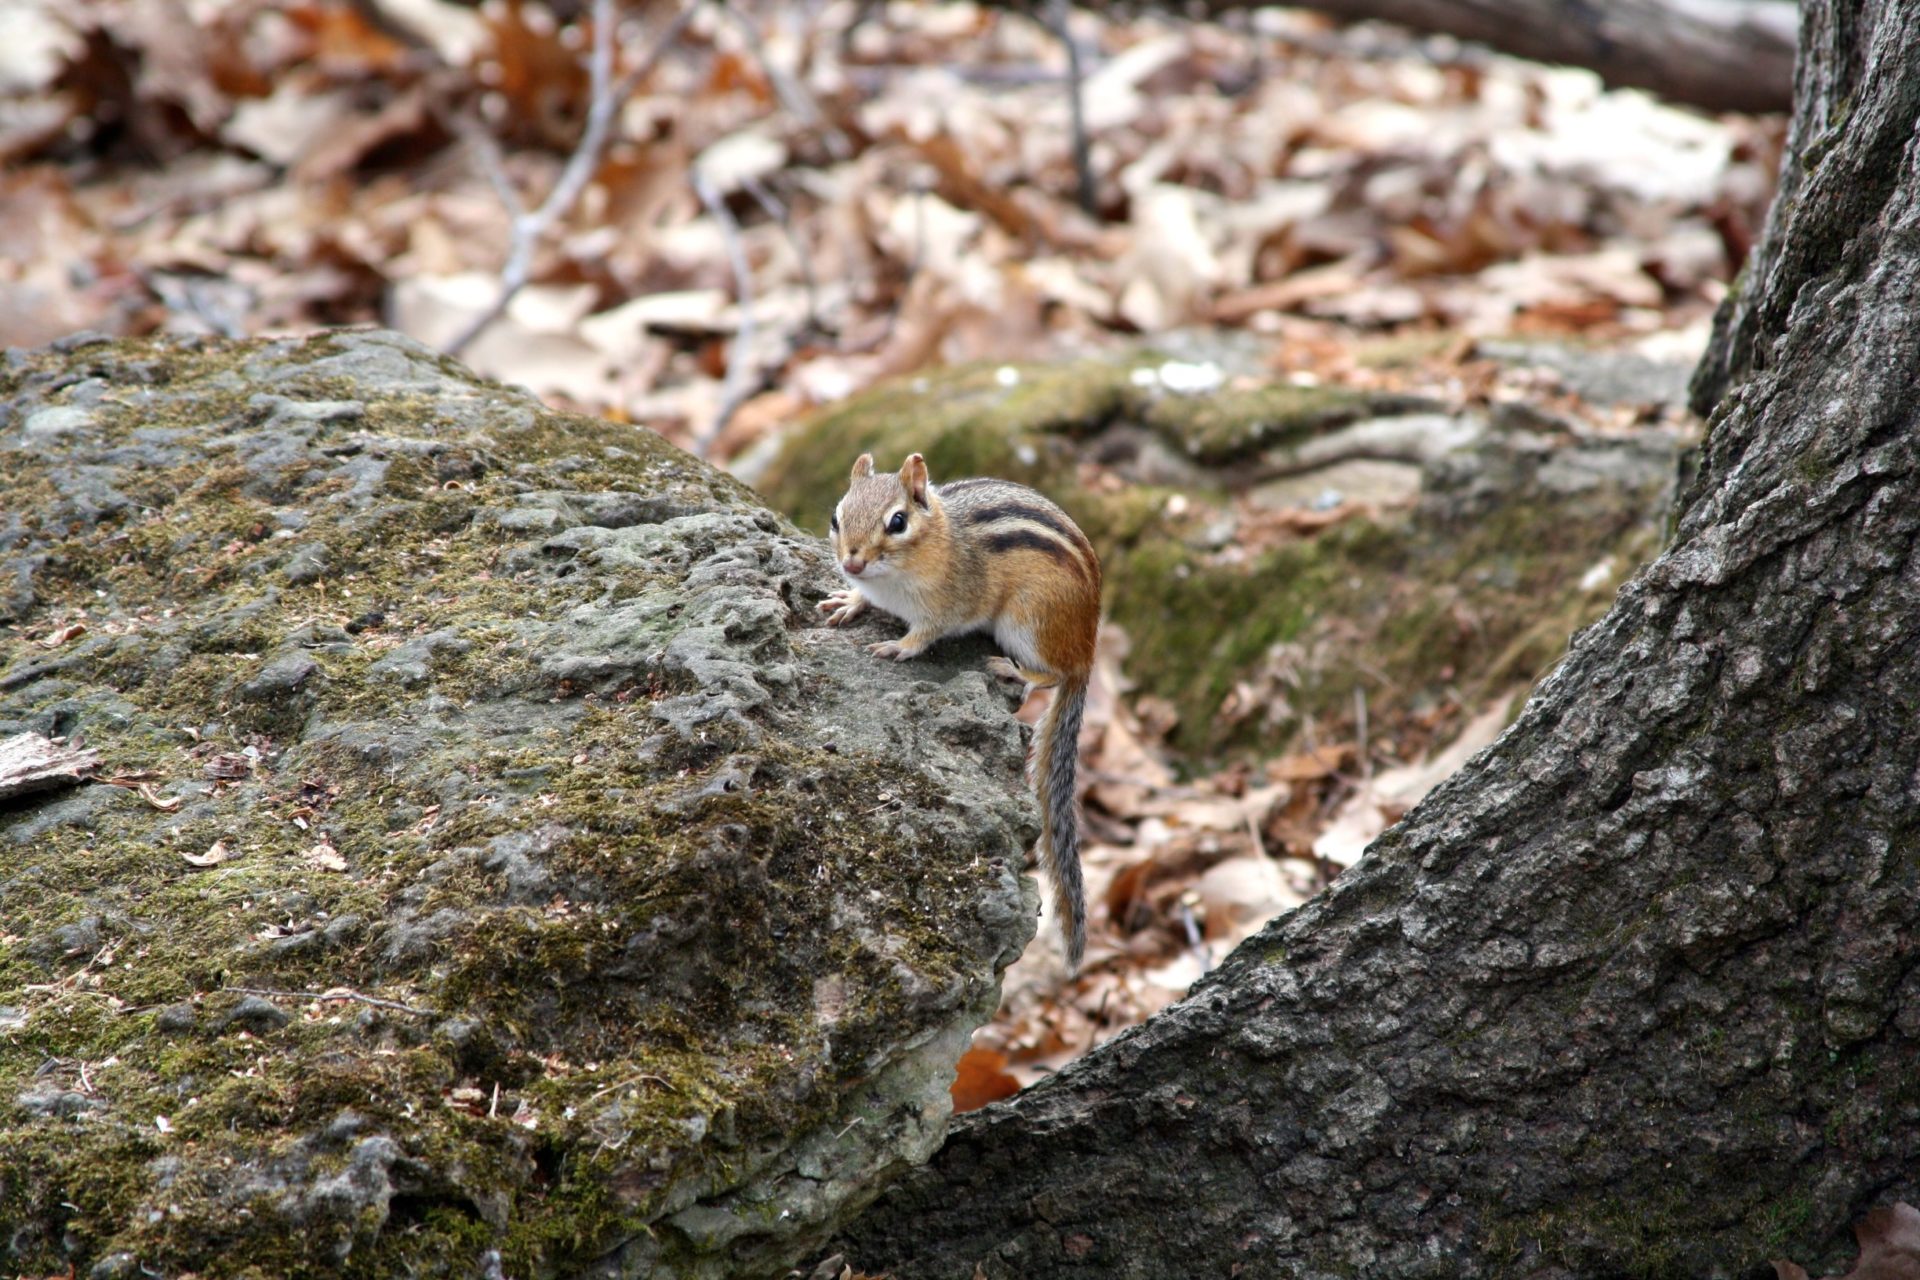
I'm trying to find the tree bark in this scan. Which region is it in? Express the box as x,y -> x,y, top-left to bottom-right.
1039,0 -> 1798,113
836,3 -> 1920,1276
1688,1 -> 1905,414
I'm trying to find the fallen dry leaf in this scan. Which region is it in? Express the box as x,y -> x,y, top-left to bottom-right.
1774,1202 -> 1920,1280
202,754 -> 252,780
1312,696 -> 1515,865
136,783 -> 184,812
1194,855 -> 1298,939
306,838 -> 347,872
950,1045 -> 1021,1113
1265,743 -> 1355,783
181,838 -> 234,868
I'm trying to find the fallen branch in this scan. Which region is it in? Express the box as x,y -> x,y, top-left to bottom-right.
995,0 -> 1797,113
0,732 -> 100,801
222,985 -> 435,1017
691,166 -> 763,457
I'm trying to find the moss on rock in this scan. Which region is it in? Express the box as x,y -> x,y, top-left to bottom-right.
0,331 -> 1035,1278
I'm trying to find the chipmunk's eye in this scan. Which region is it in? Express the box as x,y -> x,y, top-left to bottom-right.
830,513 -> 839,534
887,511 -> 908,535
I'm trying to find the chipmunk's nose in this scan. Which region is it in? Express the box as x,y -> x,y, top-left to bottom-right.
842,556 -> 866,576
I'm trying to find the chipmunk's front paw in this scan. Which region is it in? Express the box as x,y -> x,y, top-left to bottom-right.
869,640 -> 923,662
819,589 -> 868,626
985,656 -> 1024,683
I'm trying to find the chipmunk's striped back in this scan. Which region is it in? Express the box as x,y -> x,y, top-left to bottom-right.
934,479 -> 1100,685
936,478 -> 1101,591
823,453 -> 1101,968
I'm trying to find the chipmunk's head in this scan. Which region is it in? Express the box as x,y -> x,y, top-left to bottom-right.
830,453 -> 940,581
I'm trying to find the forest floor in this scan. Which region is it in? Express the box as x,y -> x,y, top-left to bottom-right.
0,0 -> 1782,1100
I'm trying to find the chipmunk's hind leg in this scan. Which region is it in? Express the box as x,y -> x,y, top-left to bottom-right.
986,655 -> 1058,688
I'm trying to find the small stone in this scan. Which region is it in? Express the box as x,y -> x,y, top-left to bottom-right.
322,914 -> 364,947
24,406 -> 93,437
155,1003 -> 198,1034
89,1251 -> 140,1280
17,1087 -> 100,1118
37,914 -> 101,963
324,1108 -> 366,1146
50,330 -> 112,353
222,995 -> 292,1034
494,507 -> 567,532
282,542 -> 331,585
270,930 -> 321,957
240,653 -> 318,700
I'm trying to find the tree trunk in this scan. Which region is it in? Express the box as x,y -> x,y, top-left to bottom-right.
1037,0 -> 1798,113
1688,1 -> 1903,413
836,4 -> 1920,1276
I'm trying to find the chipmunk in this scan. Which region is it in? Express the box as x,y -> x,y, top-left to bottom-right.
820,452 -> 1100,969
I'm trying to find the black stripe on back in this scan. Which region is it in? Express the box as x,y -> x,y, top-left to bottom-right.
938,478 -> 995,494
965,500 -> 1096,564
983,528 -> 1091,578
962,500 -> 1070,538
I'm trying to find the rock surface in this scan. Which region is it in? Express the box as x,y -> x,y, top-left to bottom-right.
0,330 -> 1037,1278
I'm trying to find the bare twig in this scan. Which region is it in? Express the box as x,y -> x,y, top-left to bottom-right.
1353,685 -> 1372,784
23,944 -> 116,1002
1298,714 -> 1340,890
743,174 -> 822,335
1245,809 -> 1268,861
459,119 -> 526,222
222,985 -> 434,1017
1043,0 -> 1098,218
838,0 -> 885,57
447,0 -> 699,357
669,3 -> 838,446
584,1071 -> 678,1106
692,167 -> 761,456
858,180 -> 931,355
713,1 -> 850,159
1173,891 -> 1210,969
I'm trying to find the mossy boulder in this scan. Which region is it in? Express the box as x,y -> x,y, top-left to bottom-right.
755,355 -> 1689,762
752,360 -> 1427,537
0,330 -> 1036,1278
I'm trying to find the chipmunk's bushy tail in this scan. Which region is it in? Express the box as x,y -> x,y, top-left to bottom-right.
1034,676 -> 1088,970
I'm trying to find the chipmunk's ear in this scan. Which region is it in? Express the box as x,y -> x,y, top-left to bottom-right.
850,453 -> 874,480
900,453 -> 931,508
